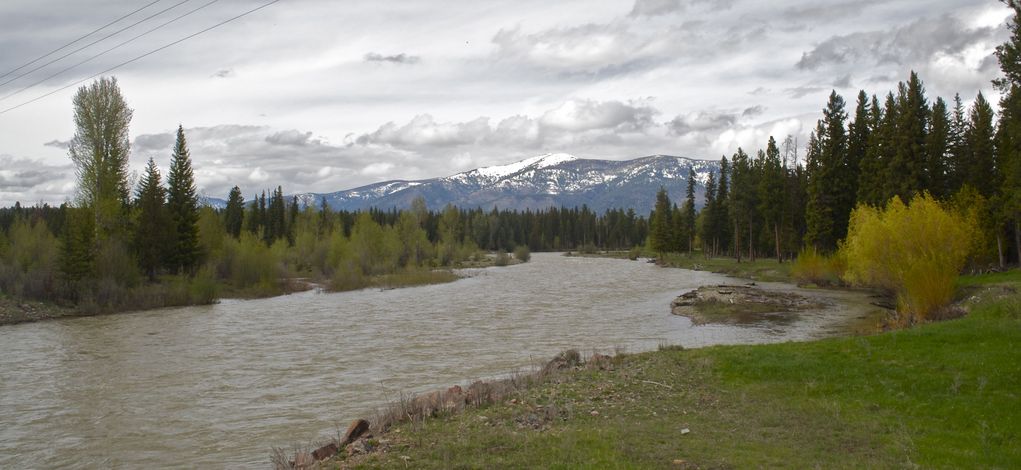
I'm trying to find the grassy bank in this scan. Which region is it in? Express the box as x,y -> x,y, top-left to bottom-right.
335,273 -> 1020,468
656,252 -> 794,283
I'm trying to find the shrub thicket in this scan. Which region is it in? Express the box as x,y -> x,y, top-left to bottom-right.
513,245 -> 531,263
791,247 -> 844,286
841,193 -> 974,322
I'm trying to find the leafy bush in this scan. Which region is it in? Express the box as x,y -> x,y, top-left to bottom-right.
513,245 -> 531,263
494,251 -> 510,266
627,246 -> 641,260
841,193 -> 974,322
791,247 -> 844,286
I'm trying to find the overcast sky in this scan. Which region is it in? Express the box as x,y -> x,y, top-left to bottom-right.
0,0 -> 1011,206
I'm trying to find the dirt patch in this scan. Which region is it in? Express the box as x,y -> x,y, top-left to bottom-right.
671,284 -> 827,326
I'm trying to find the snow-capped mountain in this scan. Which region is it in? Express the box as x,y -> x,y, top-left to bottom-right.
313,153 -> 718,213
205,153 -> 720,214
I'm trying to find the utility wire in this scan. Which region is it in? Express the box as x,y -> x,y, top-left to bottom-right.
0,0 -> 282,115
0,0 -> 163,80
0,0 -> 194,90
0,0 -> 221,103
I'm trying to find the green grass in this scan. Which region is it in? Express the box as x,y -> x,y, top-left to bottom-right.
955,269 -> 1021,287
658,252 -> 794,282
341,277 -> 1021,469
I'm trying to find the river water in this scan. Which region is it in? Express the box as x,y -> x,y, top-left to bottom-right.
0,254 -> 868,468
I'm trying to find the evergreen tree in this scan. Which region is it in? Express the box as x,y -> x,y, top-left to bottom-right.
859,93 -> 896,205
224,186 -> 244,238
713,157 -> 731,256
926,97 -> 952,198
165,125 -> 201,274
758,136 -> 786,262
948,94 -> 969,192
729,148 -> 754,262
805,92 -> 849,251
963,93 -> 997,198
846,90 -> 870,202
683,168 -> 697,254
805,125 -> 835,250
995,0 -> 1021,264
670,205 -> 686,253
59,207 -> 95,288
700,172 -> 717,257
888,72 -> 930,200
649,187 -> 673,254
134,158 -> 166,281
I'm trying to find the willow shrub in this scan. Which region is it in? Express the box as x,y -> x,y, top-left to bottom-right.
791,247 -> 844,286
841,193 -> 974,322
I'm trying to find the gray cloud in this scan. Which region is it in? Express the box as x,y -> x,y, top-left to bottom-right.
0,155 -> 74,204
742,105 -> 765,117
833,74 -> 854,88
797,14 -> 1001,70
212,68 -> 234,78
364,52 -> 420,64
786,85 -> 827,99
629,0 -> 736,17
265,130 -> 322,147
43,139 -> 69,149
667,111 -> 739,136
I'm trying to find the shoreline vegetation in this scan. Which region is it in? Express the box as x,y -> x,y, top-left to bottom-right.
0,252 -> 525,327
283,265 -> 1020,469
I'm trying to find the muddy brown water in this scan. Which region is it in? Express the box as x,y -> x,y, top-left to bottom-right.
0,253 -> 874,467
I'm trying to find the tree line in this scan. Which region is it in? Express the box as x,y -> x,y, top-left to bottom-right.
648,59 -> 1021,269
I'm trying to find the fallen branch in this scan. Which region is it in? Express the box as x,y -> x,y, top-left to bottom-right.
641,380 -> 674,390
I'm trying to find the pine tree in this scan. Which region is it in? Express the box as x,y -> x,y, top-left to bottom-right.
948,94 -> 969,192
224,186 -> 244,238
859,93 -> 896,206
134,158 -> 166,281
926,97 -> 951,199
805,125 -> 835,250
759,136 -> 786,262
714,157 -> 731,256
701,172 -> 717,257
888,72 -> 930,200
805,92 -> 849,251
683,167 -> 697,254
995,0 -> 1021,265
59,207 -> 95,288
649,187 -> 672,254
963,93 -> 997,198
165,125 -> 201,274
846,90 -> 870,202
729,148 -> 754,262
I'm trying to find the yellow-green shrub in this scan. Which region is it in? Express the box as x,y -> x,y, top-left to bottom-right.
841,193 -> 974,322
791,247 -> 844,286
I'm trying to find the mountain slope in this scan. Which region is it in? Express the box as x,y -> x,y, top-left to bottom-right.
206,154 -> 720,214
316,154 -> 717,214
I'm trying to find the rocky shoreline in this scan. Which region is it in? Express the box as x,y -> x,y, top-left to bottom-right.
0,296 -> 77,326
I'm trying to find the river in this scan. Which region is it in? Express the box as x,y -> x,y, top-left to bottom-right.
0,253 -> 868,467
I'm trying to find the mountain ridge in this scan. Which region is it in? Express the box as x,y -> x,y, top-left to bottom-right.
202,153 -> 720,214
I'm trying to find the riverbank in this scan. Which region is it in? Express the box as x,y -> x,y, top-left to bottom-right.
0,254 -> 525,327
325,271 -> 1021,468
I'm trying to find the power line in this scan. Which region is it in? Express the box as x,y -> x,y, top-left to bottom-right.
0,0 -> 194,90
0,0 -> 222,103
0,0 -> 282,116
0,0 -> 164,81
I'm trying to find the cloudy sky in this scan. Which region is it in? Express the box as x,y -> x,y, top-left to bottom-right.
0,0 -> 1011,206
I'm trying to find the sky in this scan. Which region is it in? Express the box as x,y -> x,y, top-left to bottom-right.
0,0 -> 1011,206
